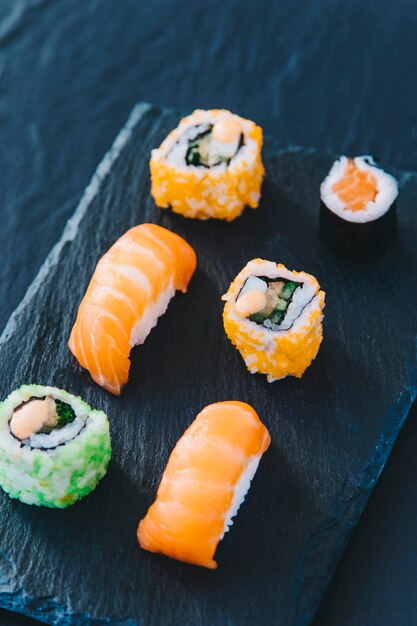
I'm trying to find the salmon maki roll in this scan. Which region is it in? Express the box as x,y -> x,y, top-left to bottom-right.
68,224 -> 196,395
138,401 -> 270,569
320,155 -> 398,258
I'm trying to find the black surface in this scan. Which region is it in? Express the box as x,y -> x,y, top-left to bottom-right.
2,1 -> 417,624
314,398 -> 417,626
2,0 -> 417,334
319,201 -> 397,261
0,103 -> 415,625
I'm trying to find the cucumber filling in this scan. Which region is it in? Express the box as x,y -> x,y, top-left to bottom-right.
238,276 -> 301,327
185,124 -> 243,168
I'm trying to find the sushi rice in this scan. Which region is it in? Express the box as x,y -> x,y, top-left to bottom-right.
129,279 -> 175,347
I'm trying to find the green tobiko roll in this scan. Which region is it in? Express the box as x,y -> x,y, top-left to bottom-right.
0,385 -> 111,508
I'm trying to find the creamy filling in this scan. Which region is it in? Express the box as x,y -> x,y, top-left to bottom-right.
223,260 -> 322,347
168,120 -> 243,168
236,275 -> 304,331
9,396 -> 84,449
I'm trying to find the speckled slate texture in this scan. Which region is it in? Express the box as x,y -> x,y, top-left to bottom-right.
0,103 -> 416,626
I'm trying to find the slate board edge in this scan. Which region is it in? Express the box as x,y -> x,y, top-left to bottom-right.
0,101 -> 416,626
0,103 -> 156,626
0,593 -> 124,626
0,101 -> 152,350
295,387 -> 417,624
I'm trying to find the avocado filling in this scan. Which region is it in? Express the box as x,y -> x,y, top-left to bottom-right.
185,124 -> 243,168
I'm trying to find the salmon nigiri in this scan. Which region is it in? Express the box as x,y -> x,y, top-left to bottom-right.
138,401 -> 270,569
68,223 -> 196,395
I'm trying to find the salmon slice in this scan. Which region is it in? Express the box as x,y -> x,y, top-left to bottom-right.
68,224 -> 196,395
332,158 -> 377,211
137,401 -> 271,569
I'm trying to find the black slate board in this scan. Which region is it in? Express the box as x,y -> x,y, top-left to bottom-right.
0,103 -> 416,626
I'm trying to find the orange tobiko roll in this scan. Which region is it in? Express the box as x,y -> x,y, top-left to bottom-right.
150,109 -> 264,221
222,259 -> 325,381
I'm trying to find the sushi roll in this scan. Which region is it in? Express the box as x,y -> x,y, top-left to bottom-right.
0,385 -> 111,508
222,259 -> 325,381
138,401 -> 270,569
150,109 -> 264,221
320,155 -> 398,258
69,224 -> 196,395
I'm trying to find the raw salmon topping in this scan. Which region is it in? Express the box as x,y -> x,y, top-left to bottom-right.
332,159 -> 377,211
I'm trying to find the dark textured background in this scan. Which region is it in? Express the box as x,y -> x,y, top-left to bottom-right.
1,103 -> 416,625
1,0 -> 417,624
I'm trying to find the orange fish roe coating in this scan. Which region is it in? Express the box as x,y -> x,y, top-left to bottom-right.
222,259 -> 325,381
150,109 -> 265,221
332,158 -> 377,212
